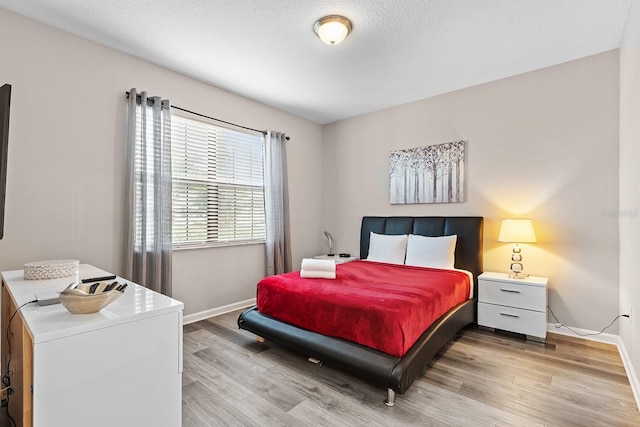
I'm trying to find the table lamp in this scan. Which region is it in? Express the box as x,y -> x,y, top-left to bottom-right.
498,219 -> 537,278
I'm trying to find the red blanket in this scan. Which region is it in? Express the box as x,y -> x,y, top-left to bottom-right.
256,260 -> 470,357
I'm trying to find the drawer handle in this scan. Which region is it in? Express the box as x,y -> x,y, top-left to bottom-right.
500,312 -> 520,318
500,288 -> 521,294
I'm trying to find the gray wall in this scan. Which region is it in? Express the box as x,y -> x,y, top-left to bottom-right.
322,51 -> 620,334
0,8 -> 324,316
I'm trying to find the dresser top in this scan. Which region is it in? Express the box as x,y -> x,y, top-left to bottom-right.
1,264 -> 183,344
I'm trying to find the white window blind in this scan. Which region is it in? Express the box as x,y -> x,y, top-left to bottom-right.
171,114 -> 265,248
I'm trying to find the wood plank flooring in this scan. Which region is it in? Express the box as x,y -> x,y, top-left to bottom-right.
184,310 -> 639,426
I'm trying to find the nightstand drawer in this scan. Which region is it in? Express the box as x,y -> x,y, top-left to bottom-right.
478,302 -> 547,338
478,279 -> 546,311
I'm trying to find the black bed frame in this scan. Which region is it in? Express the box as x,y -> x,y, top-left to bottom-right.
237,216 -> 483,406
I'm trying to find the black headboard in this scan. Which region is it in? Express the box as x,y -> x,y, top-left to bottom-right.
360,216 -> 484,286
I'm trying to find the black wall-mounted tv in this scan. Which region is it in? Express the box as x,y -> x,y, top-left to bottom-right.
0,84 -> 11,240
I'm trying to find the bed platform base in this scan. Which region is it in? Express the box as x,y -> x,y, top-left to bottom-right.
237,298 -> 475,404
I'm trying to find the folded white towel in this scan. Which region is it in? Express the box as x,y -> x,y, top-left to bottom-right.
301,258 -> 336,273
300,270 -> 336,279
300,258 -> 336,279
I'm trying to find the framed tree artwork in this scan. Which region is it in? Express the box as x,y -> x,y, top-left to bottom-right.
389,140 -> 466,204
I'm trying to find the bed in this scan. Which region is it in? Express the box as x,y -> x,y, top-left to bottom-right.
237,216 -> 483,406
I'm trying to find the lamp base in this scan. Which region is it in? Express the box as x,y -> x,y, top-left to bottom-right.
509,258 -> 526,279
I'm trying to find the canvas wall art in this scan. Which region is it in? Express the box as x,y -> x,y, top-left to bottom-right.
389,140 -> 465,204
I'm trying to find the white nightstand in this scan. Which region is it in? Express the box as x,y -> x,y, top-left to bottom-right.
477,271 -> 548,343
314,255 -> 358,264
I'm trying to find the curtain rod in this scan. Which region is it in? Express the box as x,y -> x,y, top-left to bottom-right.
125,91 -> 290,140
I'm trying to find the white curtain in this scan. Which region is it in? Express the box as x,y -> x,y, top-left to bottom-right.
264,131 -> 291,276
124,89 -> 173,296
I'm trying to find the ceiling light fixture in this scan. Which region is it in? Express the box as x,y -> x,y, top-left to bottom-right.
314,15 -> 352,46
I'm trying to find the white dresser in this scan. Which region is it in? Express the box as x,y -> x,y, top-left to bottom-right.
1,264 -> 184,427
477,271 -> 548,342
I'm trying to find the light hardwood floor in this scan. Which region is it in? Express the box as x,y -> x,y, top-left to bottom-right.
182,309 -> 640,426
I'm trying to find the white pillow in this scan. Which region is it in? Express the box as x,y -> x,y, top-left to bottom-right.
405,234 -> 457,269
366,232 -> 408,264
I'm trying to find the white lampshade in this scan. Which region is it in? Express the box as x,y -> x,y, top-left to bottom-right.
498,219 -> 537,243
314,15 -> 352,45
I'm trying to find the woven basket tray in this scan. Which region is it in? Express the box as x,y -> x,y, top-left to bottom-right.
24,259 -> 79,280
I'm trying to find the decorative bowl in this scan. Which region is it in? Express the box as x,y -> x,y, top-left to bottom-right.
59,282 -> 123,314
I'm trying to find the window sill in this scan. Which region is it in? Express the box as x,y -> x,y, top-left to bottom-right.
172,240 -> 266,251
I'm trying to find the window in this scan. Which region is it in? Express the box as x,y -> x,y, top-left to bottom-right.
171,113 -> 265,248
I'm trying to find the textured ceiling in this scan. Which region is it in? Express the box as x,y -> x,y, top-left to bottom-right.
0,0 -> 633,124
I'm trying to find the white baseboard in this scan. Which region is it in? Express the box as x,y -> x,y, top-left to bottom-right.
546,322 -> 620,345
618,339 -> 640,413
183,298 -> 255,325
547,323 -> 640,412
